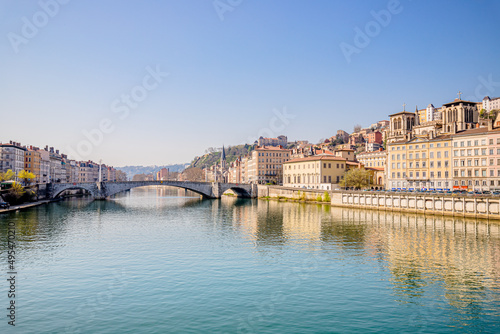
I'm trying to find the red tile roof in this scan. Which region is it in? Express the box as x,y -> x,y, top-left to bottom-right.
286,156 -> 347,163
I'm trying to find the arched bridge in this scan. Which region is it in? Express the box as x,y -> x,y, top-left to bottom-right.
46,181 -> 257,200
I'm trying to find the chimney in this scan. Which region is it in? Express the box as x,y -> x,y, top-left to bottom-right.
488,119 -> 493,131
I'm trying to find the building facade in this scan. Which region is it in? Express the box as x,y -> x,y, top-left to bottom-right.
0,142 -> 26,180
283,156 -> 346,190
248,146 -> 291,184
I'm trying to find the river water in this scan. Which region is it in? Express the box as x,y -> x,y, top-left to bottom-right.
1,186 -> 499,333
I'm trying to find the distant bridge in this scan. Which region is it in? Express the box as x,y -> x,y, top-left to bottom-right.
46,181 -> 257,200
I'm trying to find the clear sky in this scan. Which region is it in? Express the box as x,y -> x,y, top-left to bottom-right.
1,0 -> 499,166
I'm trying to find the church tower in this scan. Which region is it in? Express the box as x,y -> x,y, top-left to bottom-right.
441,92 -> 478,134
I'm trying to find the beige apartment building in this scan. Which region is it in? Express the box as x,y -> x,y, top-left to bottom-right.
451,128 -> 489,191
387,135 -> 452,190
357,150 -> 386,168
283,156 -> 346,190
248,146 -> 291,184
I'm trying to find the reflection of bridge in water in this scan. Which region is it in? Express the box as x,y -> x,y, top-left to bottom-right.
46,181 -> 257,200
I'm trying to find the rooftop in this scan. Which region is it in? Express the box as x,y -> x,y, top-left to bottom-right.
285,156 -> 347,163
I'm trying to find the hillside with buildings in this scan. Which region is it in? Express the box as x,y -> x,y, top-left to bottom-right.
190,144 -> 256,169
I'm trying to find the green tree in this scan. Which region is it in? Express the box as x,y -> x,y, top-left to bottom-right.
18,170 -> 36,186
340,168 -> 372,190
0,169 -> 15,181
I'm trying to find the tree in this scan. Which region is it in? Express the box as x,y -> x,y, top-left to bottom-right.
340,167 -> 372,190
353,124 -> 362,133
115,170 -> 128,181
181,167 -> 204,182
7,182 -> 25,202
0,169 -> 15,181
18,170 -> 36,186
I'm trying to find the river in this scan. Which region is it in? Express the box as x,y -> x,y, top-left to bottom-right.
1,186 -> 499,333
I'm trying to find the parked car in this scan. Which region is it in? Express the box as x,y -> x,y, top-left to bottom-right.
0,200 -> 10,209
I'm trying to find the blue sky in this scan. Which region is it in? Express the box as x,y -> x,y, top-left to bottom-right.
1,0 -> 499,166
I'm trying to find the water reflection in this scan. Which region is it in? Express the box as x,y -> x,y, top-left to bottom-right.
212,199 -> 500,329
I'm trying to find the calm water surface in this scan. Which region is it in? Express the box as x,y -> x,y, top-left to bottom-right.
1,187 -> 499,333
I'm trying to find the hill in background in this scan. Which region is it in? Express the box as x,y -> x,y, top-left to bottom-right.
190,144 -> 256,169
116,164 -> 189,180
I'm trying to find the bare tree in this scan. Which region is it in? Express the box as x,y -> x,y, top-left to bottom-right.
353,124 -> 362,133
181,167 -> 204,182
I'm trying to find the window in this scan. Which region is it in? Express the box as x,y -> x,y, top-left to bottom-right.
445,171 -> 449,178
437,161 -> 442,168
467,141 -> 471,147
430,152 -> 434,158
430,161 -> 434,168
490,139 -> 494,145
437,171 -> 442,178
444,151 -> 448,158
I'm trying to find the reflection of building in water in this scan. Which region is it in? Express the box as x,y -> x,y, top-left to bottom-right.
221,199 -> 329,245
335,208 -> 500,308
281,203 -> 324,241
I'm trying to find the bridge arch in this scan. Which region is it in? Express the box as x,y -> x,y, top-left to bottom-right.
49,183 -> 97,199
105,183 -> 214,199
220,186 -> 252,198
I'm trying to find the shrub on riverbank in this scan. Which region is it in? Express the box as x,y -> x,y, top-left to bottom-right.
3,184 -> 37,205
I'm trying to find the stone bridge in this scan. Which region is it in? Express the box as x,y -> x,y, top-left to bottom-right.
46,181 -> 257,200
